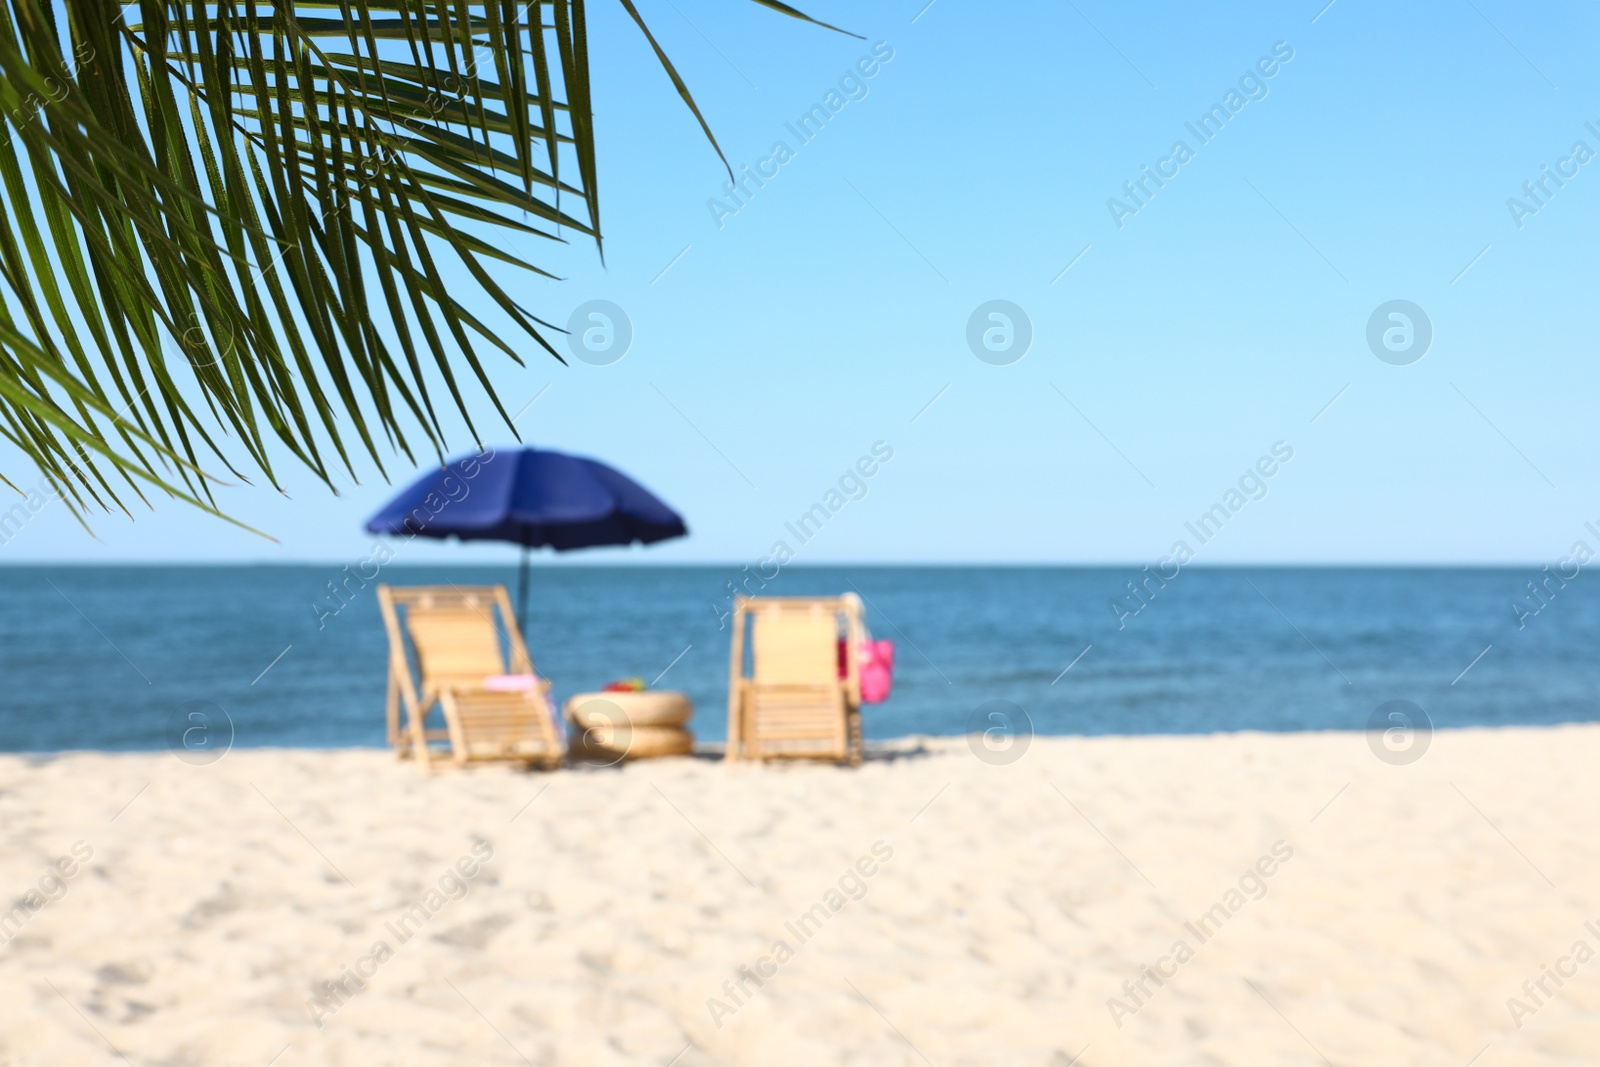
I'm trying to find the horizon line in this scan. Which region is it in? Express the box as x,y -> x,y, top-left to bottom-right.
0,559 -> 1566,569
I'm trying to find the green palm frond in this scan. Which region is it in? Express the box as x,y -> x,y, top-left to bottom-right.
0,0 -> 846,526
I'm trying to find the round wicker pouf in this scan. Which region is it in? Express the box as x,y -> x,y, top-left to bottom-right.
565,691 -> 694,762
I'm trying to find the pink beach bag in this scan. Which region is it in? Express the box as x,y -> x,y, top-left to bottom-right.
856,639 -> 895,704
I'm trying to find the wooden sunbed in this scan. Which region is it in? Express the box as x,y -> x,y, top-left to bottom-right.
377,584 -> 562,770
726,595 -> 865,764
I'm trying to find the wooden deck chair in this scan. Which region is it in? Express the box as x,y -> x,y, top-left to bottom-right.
727,595 -> 866,764
377,585 -> 562,770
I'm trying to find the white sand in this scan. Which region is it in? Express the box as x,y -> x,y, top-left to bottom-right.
2,726 -> 1597,1066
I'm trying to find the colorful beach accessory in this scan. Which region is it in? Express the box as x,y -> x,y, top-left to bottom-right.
857,640 -> 895,704
837,638 -> 895,703
603,677 -> 647,692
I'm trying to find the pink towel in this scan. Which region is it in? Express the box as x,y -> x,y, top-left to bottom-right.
482,674 -> 538,692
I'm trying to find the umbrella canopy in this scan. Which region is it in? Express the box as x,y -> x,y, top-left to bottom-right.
365,446 -> 687,627
366,445 -> 687,548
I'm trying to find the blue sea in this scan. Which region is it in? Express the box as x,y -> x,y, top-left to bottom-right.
0,565 -> 1594,752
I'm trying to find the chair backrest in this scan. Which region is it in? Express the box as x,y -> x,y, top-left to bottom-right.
735,595 -> 865,695
378,585 -> 532,704
408,604 -> 506,692
752,608 -> 838,685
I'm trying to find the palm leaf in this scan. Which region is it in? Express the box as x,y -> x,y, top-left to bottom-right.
0,0 -> 849,523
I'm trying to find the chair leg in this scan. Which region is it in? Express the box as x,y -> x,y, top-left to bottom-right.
537,695 -> 563,770
385,672 -> 400,751
411,699 -> 433,772
439,690 -> 472,767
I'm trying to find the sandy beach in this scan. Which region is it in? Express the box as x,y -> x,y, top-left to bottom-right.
2,725 -> 1597,1066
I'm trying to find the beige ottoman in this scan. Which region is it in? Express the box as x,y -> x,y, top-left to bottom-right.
565,691 -> 694,761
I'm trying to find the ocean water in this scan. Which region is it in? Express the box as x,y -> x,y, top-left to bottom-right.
0,565 -> 1595,752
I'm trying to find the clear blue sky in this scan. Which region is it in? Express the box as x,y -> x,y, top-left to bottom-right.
5,0 -> 1599,564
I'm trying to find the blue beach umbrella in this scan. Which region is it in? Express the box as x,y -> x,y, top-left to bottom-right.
365,445 -> 688,630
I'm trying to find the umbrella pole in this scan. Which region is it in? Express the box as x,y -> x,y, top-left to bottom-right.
517,545 -> 531,638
